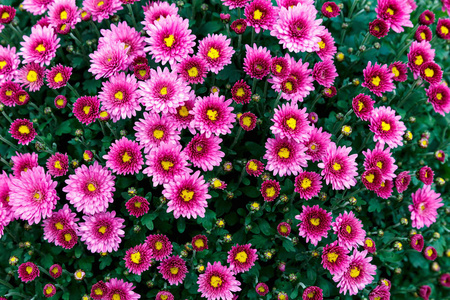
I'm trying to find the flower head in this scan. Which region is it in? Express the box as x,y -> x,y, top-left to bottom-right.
246,159 -> 265,177
321,241 -> 351,276
410,234 -> 424,251
436,18 -> 450,39
296,205 -> 332,246
294,171 -> 322,200
46,64 -> 72,89
88,42 -> 128,80
73,96 -> 100,125
19,25 -> 60,66
192,234 -> 208,251
312,59 -> 338,88
362,61 -> 395,97
415,25 -> 432,42
375,0 -> 413,33
18,262 -> 40,282
11,152 -> 39,178
419,10 -> 435,25
227,244 -> 258,274
142,1 -> 178,31
231,19 -> 248,34
197,261 -> 241,300
409,185 -> 443,229
395,171 -> 411,193
82,0 -> 123,23
145,234 -> 173,261
245,0 -> 278,33
316,29 -> 337,60
176,56 -> 207,84
375,179 -> 394,199
49,264 -> 62,279
124,243 -> 152,275
158,256 -> 188,285
418,166 -> 434,185
126,196 -> 150,218
352,94 -> 375,121
363,143 -> 398,181
231,80 -> 251,104
183,134 -> 224,171
277,222 -> 291,236
256,283 -> 269,296
369,106 -> 406,149
425,83 -> 450,116
332,211 -> 366,250
103,137 -> 144,175
302,286 -> 323,300
423,246 -> 437,261
198,34 -> 235,74
0,45 -> 20,84
90,281 -> 108,300
17,62 -> 46,92
104,278 -> 140,300
243,43 -> 272,79
260,180 -> 280,202
389,61 -> 408,82
419,61 -> 442,84
270,103 -> 310,143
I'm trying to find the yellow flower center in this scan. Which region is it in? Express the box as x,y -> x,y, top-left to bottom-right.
64,233 -> 72,242
194,239 -> 204,248
235,251 -> 248,263
196,145 -> 203,152
210,275 -> 222,288
307,292 -> 315,298
170,267 -> 178,274
242,116 -> 252,127
427,248 -> 433,257
53,161 -> 62,170
391,66 -> 399,77
53,72 -> 64,83
278,147 -> 290,158
381,121 -> 390,131
386,7 -> 394,15
310,218 -> 320,226
56,98 -> 65,106
161,160 -> 174,170
33,192 -> 41,200
45,286 -> 53,294
436,93 -> 443,100
51,267 -> 59,274
94,288 -> 103,295
301,177 -> 312,189
207,47 -> 220,59
275,64 -> 283,73
381,181 -> 385,187
5,90 -> 12,96
265,187 -> 276,197
87,183 -> 96,192
35,44 -> 46,52
365,173 -> 375,183
350,266 -> 360,278
371,76 -> 381,86
115,91 -> 124,100
248,161 -> 258,171
346,225 -> 352,233
207,109 -> 218,121
415,55 -> 423,65
318,40 -> 326,49
279,225 -> 288,233
327,252 -> 338,263
55,222 -> 64,230
130,252 -> 141,264
0,60 -> 7,69
164,34 -> 175,47
213,179 -> 222,188
258,286 -> 266,293
155,241 -> 163,250
253,9 -> 263,20
60,10 -> 68,20
365,239 -> 374,247
26,266 -> 33,274
357,100 -> 364,111
420,203 -> 426,211
236,87 -> 245,97
188,66 -> 198,77
160,87 -> 168,95
180,189 -> 194,202
333,162 -> 341,171
138,69 -> 147,77
2,12 -> 10,19
27,70 -> 38,82
153,129 -> 164,139
286,117 -> 296,129
441,25 -> 449,35
98,226 -> 107,234
112,294 -> 120,300
420,32 -> 426,40
326,5 -> 333,12
161,296 -> 168,300
178,106 -> 189,117
376,161 -> 383,169
83,106 -> 91,115
134,201 -> 141,208
424,68 -> 434,77
284,81 -> 293,91
122,152 -> 132,163
18,125 -> 30,134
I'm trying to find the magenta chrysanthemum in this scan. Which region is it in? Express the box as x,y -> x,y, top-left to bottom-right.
22,0 -> 53,15
332,211 -> 366,250
316,29 -> 337,60
49,264 -> 62,279
418,166 -> 434,185
11,152 -> 38,177
410,234 -> 424,252
104,278 -> 140,300
395,171 -> 411,193
352,94 -> 375,121
304,126 -> 332,162
369,106 -> 406,149
221,0 -> 249,9
409,185 -> 443,229
124,243 -> 152,275
9,119 -> 37,145
321,241 -> 351,276
42,204 -> 78,246
0,45 -> 20,84
270,103 -> 310,143
46,152 -> 69,177
363,143 -> 398,181
145,234 -> 173,261
18,262 -> 40,282
88,43 -> 128,80
183,134 -> 224,171
158,255 -> 188,286
142,1 -> 178,30
16,62 -> 46,92
197,261 -> 241,300
46,64 -> 72,89
243,43 -> 272,79
364,238 -> 376,253
227,244 -> 258,274
375,0 -> 413,33
168,93 -> 196,134
245,0 -> 278,33
48,0 -> 80,30
90,281 -> 108,300
294,171 -> 322,200
277,222 -> 291,236
296,205 -> 332,246
302,286 -> 323,300
192,235 -> 208,251
369,285 -> 391,300
245,159 -> 264,177
198,34 -> 235,74
73,96 -> 100,125
175,55 -> 208,84
425,83 -> 450,116
419,61 -> 442,84
362,61 -> 395,97
375,179 -> 394,199
82,0 -> 123,23
260,179 -> 280,202
125,196 -> 150,218
312,59 -> 338,88
156,291 -> 174,300
0,80 -> 21,107
407,41 -> 435,77
19,25 -> 60,66
103,137 -> 144,175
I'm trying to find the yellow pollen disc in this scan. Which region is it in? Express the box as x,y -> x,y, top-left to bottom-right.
258,286 -> 266,292
212,87 -> 218,93
280,225 -> 288,233
164,34 -> 175,47
391,67 -> 400,78
54,160 -> 62,169
26,266 -> 33,274
18,125 -> 30,135
248,161 -> 258,171
138,69 -> 147,77
23,168 -> 28,172
161,296 -> 168,300
424,68 -> 434,77
112,294 -> 120,300
415,55 -> 423,65
130,252 -> 141,264
310,144 -> 316,150
436,93 -> 443,100
98,226 -> 107,234
153,129 -> 164,139
5,90 -> 12,96
206,109 -> 218,121
424,171 -> 428,178
155,241 -> 163,250
236,87 -> 245,97
188,66 -> 198,77
56,99 -> 65,106
196,145 -> 203,152
437,152 -> 442,158
87,183 -> 96,191
19,94 -> 26,102
178,105 -> 189,117
0,60 -> 7,69
256,64 -> 263,71
376,161 -> 383,169
170,267 -> 179,274
265,187 -> 276,197
386,7 -> 394,15
160,87 -> 168,95
2,12 -> 10,19
235,251 -> 248,263
318,40 -> 326,49
307,292 -> 315,298
350,266 -> 360,278
301,177 -> 312,189
441,26 -> 449,35
207,47 -> 220,59
333,162 -> 341,171
81,11 -> 87,17
365,173 -> 375,183
327,252 -> 338,263
365,239 -> 374,247
343,126 -> 351,133
213,179 -> 222,188
420,203 -> 426,211
236,24 -> 242,30
420,32 -> 426,40
242,116 -> 252,127
210,275 -> 222,288
115,91 -> 124,100
122,152 -> 132,163
253,9 -> 263,20
284,81 -> 293,91
35,44 -> 46,52
53,72 -> 64,83
180,189 -> 194,202
161,160 -> 174,171
97,1 -> 104,7
381,181 -> 385,187
326,5 -> 333,12
45,286 -> 53,294
381,121 -> 391,131
94,288 -> 103,295
60,10 -> 68,20
55,222 -> 64,230
275,64 -> 283,73
310,218 -> 320,226
99,111 -> 108,118
427,249 -> 433,256
278,147 -> 290,158
194,239 -> 204,248
134,201 -> 141,208
374,25 -> 380,32
371,76 -> 381,86
346,225 -> 352,233
375,297 -> 381,300
357,100 -> 365,112
83,106 -> 91,115
27,70 -> 38,82
64,233 -> 72,242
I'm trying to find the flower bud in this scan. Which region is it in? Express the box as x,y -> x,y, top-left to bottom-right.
374,42 -> 381,49
378,229 -> 384,237
431,262 -> 440,272
250,202 -> 260,211
223,161 -> 233,172
120,129 -> 127,137
146,281 -> 154,288
133,225 -> 141,233
288,273 -> 297,282
347,47 -> 353,54
252,94 -> 261,102
336,52 -> 345,62
127,187 -> 137,196
216,219 -> 225,228
435,177 -> 445,186
400,218 -> 408,225
336,113 -> 344,120
75,129 -> 83,137
352,78 -> 360,86
341,125 -> 352,136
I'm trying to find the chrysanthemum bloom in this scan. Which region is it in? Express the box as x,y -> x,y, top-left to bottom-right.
322,1 -> 340,17
270,103 -> 310,143
63,161 -> 116,215
21,0 -> 51,15
155,291 -> 174,300
312,59 -> 338,88
410,233 -> 424,251
407,41 -> 435,77
12,90 -> 29,106
49,264 -> 62,279
255,283 -> 269,296
362,61 -> 395,97
45,64 -> 72,90
296,205 -> 332,246
418,166 -> 434,185
231,19 -> 247,34
11,152 -> 38,178
375,0 -> 413,33
352,94 -> 375,121
277,222 -> 291,236
222,0 -> 249,9
163,170 -> 210,219
418,285 -> 431,300
142,1 -> 178,31
124,243 -> 152,275
42,204 -> 78,245
369,285 -> 390,300
239,112 -> 257,131
294,172 -> 322,200
409,185 -> 443,229
369,106 -> 406,149
363,143 -> 398,181
47,0 -> 80,31
9,119 -> 37,146
321,241 -> 350,276
82,0 -> 122,23
436,18 -> 450,39
143,143 -> 191,187
333,250 -> 377,296
270,57 -> 290,78
56,227 -> 78,249
88,42 -> 128,80
435,150 -> 446,162
125,196 -> 149,218
318,143 -> 358,190
134,64 -> 150,80
389,61 -> 408,82
79,211 -> 125,253
103,137 -> 144,175
176,56 -> 207,84
197,261 -> 241,300
439,273 -> 450,287
419,61 -> 442,84
53,95 -> 67,109
45,152 -> 69,177
369,18 -> 390,38
146,234 -> 173,261
245,159 -> 264,177
363,238 -> 376,253
375,179 -> 394,199
73,96 -> 100,125
0,45 -> 20,84
227,244 -> 258,274
198,34 -> 235,74
425,83 -> 450,116
415,25 -> 432,42
231,80 -> 251,104
322,87 -> 337,100
304,126 -> 332,162
316,29 -> 337,60
158,255 -> 188,285
20,25 -> 60,66
192,234 -> 208,251
0,5 -> 15,24
0,80 -> 21,106
16,62 -> 46,92
361,168 -> 383,191
104,278 -> 140,300
243,43 -> 272,79
332,211 -> 366,250
271,3 -> 324,53
419,10 -> 435,25
260,179 -> 280,202
91,281 -> 108,300
302,286 -> 323,300
423,246 -> 437,261
183,134 -> 224,171
167,93 -> 196,134
245,0 -> 278,33
395,171 -> 411,193
18,262 -> 40,283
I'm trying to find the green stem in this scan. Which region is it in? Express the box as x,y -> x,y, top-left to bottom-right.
397,79 -> 420,108
273,92 -> 282,110
348,0 -> 360,19
0,135 -> 20,151
229,127 -> 243,151
90,20 -> 101,38
105,122 -> 119,139
127,4 -> 138,30
66,82 -> 81,98
1,110 -> 13,123
0,278 -> 14,289
251,77 -> 257,94
309,93 -> 322,111
250,27 -> 255,46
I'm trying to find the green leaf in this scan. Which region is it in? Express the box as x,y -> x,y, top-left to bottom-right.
55,120 -> 73,136
257,219 -> 273,236
282,239 -> 296,252
177,218 -> 186,233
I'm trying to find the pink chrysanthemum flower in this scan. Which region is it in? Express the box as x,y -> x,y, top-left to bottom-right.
168,92 -> 196,134
264,136 -> 310,177
0,5 -> 15,25
410,234 -> 424,251
63,161 -> 116,215
9,166 -> 59,225
245,0 -> 278,34
103,137 -> 143,175
191,92 -> 236,138
125,196 -> 149,217
409,185 -> 443,229
158,255 -> 188,286
243,43 -> 272,80
175,56 -> 208,84
256,283 -> 269,296
0,172 -> 13,222
54,95 -> 67,109
22,0 -> 52,15
239,112 -> 257,131
363,143 -> 398,181
142,1 -> 178,30
415,25 -> 432,42
9,119 -> 37,145
197,261 -> 241,300
246,159 -> 264,177
133,112 -> 181,154
294,171 -> 322,200
322,2 -> 340,17
134,64 -> 150,80
155,291 -> 174,300
91,281 -> 108,300
138,66 -> 190,114
375,0 -> 413,33
56,227 -> 78,249
124,243 -> 152,275
11,152 -> 38,177
316,29 -> 337,60
20,25 -> 59,66
395,171 -> 411,193
423,246 -> 437,261
49,264 -> 62,279
0,80 -> 21,107
89,42 -> 128,80
437,18 -> 450,39
375,179 -> 394,199
418,285 -> 432,300
419,61 -> 442,84
146,234 -> 173,261
296,205 -> 332,246
418,166 -> 434,185
192,235 -> 208,251
389,61 -> 408,82
364,238 -> 376,253
222,0 -> 249,9
46,152 -> 69,177
104,278 -> 140,300
419,10 -> 435,25
73,96 -> 100,125
16,62 -> 46,92
369,285 -> 390,300
183,134 -> 224,171
362,61 -> 395,97
332,211 -> 366,250
270,103 -> 310,143
144,15 -> 195,66
277,222 -> 291,236
352,94 -> 375,121
425,83 -> 450,116
0,45 -> 20,84
42,204 -> 78,245
304,126 -> 332,162
227,244 -> 258,274
321,241 -> 350,276
143,142 -> 190,187
231,18 -> 248,34
318,143 -> 358,190
369,19 -> 390,38
82,0 -> 122,23
163,170 -> 210,219
198,34 -> 235,74
46,64 -> 72,89
407,41 -> 435,77
18,262 -> 40,283
260,179 -> 280,202
12,90 -> 30,106
333,250 -> 377,296
271,3 -> 325,53
369,106 -> 406,149
303,286 -> 323,300
48,0 -> 80,30
270,56 -> 290,78
79,211 -> 125,253
312,59 -> 338,88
